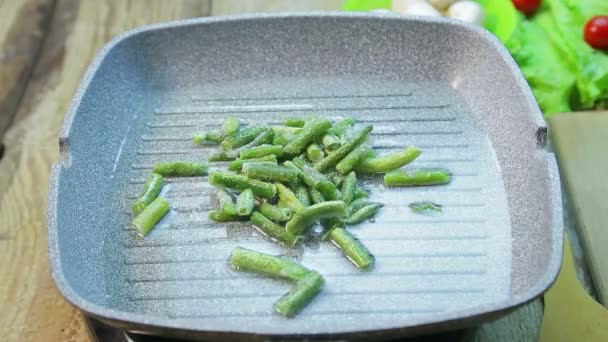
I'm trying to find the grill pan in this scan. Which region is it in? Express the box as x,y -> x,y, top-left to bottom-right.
48,13 -> 563,340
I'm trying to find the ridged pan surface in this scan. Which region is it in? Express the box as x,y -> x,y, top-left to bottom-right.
48,13 -> 562,339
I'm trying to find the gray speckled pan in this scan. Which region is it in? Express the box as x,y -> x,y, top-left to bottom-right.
48,13 -> 563,340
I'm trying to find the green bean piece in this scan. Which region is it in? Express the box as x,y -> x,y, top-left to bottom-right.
283,119 -> 332,155
205,132 -> 223,143
275,271 -> 324,317
228,155 -> 278,171
272,132 -> 294,146
209,210 -> 247,222
321,133 -> 342,151
272,125 -> 302,135
342,203 -> 383,225
230,247 -> 310,281
238,128 -> 274,150
329,227 -> 375,270
221,127 -> 266,150
294,186 -> 311,207
193,133 -> 205,146
341,171 -> 357,205
285,201 -> 348,235
209,150 -> 239,162
239,144 -> 284,159
306,143 -> 325,163
357,146 -> 422,173
276,183 -> 305,213
314,125 -> 373,172
251,212 -> 299,247
307,187 -> 325,204
284,160 -> 321,190
325,171 -> 346,187
132,173 -> 164,214
236,189 -> 255,216
209,172 -> 276,198
132,197 -> 170,236
320,218 -> 342,241
285,117 -> 306,128
153,161 -> 208,177
348,197 -> 373,213
327,117 -> 355,136
258,203 -> 294,222
216,189 -> 238,216
242,163 -> 297,184
223,117 -> 240,136
336,145 -> 371,175
353,187 -> 368,200
291,157 -> 338,200
384,169 -> 452,187
409,201 -> 443,216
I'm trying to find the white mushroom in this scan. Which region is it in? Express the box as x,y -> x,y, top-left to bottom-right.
429,0 -> 458,11
392,0 -> 442,17
447,1 -> 486,25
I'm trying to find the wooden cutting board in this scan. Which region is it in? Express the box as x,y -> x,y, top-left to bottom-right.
549,111 -> 608,305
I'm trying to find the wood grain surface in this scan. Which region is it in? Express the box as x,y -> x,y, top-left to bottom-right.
0,0 -> 54,142
0,1 -> 210,341
549,111 -> 608,305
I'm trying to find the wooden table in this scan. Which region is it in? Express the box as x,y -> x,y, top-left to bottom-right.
0,1 -> 598,341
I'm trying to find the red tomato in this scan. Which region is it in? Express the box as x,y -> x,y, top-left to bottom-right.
512,0 -> 542,16
585,16 -> 608,50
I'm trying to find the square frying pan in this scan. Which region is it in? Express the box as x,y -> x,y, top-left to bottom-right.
48,13 -> 563,340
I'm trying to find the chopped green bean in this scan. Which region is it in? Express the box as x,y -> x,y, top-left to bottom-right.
314,125 -> 373,172
356,146 -> 421,173
275,271 -> 324,317
272,125 -> 302,135
209,210 -> 247,222
228,155 -> 278,171
384,169 -> 451,187
272,132 -> 294,146
329,227 -> 374,269
284,160 -> 321,190
336,144 -> 371,175
239,144 -> 284,159
409,201 -> 443,215
320,218 -> 342,241
209,150 -> 239,162
243,163 -> 297,183
251,212 -> 299,247
153,161 -> 208,177
295,185 -> 311,207
230,247 -> 310,281
238,128 -> 274,149
216,189 -> 238,216
132,197 -> 170,236
258,203 -> 294,222
321,133 -> 342,151
221,127 -> 266,150
291,157 -> 338,200
209,172 -> 276,198
285,117 -> 306,128
306,143 -> 325,163
283,119 -> 332,155
341,171 -> 357,205
342,203 -> 383,225
204,132 -> 222,143
285,201 -> 348,235
236,189 -> 255,216
353,187 -> 368,199
193,133 -> 206,146
132,173 -> 164,214
327,117 -> 355,136
348,197 -> 373,213
276,183 -> 305,213
223,117 -> 240,136
307,187 -> 325,204
325,171 -> 346,187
